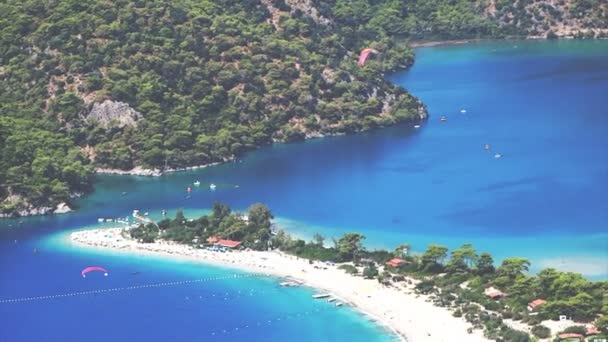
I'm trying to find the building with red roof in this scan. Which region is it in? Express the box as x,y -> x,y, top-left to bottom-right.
484,287 -> 506,299
216,239 -> 242,248
206,237 -> 242,249
385,258 -> 410,268
527,299 -> 547,311
586,325 -> 600,336
557,332 -> 583,340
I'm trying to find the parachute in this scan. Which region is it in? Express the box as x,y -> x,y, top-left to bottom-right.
358,48 -> 378,66
82,266 -> 109,278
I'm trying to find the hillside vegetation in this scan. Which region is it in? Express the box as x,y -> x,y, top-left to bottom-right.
1,0 -> 606,216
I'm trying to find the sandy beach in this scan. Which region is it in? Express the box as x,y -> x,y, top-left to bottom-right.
70,228 -> 489,342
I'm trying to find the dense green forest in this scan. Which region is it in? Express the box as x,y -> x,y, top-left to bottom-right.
132,203 -> 608,342
131,202 -> 274,250
1,0 -> 606,216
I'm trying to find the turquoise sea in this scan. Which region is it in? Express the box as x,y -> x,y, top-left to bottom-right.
1,40 -> 607,341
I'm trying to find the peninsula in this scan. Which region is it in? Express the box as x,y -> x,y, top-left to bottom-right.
69,203 -> 608,341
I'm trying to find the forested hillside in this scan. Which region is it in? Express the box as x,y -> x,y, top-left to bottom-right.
1,0 -> 606,216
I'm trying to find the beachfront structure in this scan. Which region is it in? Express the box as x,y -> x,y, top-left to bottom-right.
586,325 -> 600,336
557,332 -> 583,341
483,286 -> 506,300
527,298 -> 546,311
385,258 -> 410,268
206,236 -> 242,249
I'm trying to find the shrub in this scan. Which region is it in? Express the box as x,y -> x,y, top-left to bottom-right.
453,309 -> 463,317
531,325 -> 551,339
362,264 -> 378,279
415,280 -> 435,294
484,300 -> 501,311
338,264 -> 358,275
562,325 -> 586,335
546,30 -> 558,39
501,328 -> 531,342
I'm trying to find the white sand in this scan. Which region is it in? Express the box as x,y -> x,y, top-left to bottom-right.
70,228 -> 489,342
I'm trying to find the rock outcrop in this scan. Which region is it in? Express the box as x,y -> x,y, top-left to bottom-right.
285,0 -> 330,25
86,100 -> 142,129
0,195 -> 74,218
53,202 -> 72,214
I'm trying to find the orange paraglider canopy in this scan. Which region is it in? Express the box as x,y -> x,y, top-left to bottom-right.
358,48 -> 378,66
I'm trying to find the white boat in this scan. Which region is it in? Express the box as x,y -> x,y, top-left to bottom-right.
414,125 -> 421,129
312,293 -> 331,299
280,281 -> 299,287
460,109 -> 467,113
494,153 -> 503,159
210,183 -> 217,190
327,297 -> 336,303
335,302 -> 344,307
193,181 -> 200,186
97,218 -> 104,223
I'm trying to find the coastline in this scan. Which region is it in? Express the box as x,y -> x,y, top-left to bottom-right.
69,227 -> 489,342
95,162 -> 224,177
409,39 -> 481,48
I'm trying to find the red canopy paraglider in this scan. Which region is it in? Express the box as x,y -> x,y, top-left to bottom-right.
358,48 -> 378,66
81,266 -> 109,278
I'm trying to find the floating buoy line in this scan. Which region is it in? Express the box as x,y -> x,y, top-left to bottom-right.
208,306 -> 335,338
0,273 -> 269,304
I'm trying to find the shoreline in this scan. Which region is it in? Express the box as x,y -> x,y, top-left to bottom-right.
409,39 -> 481,48
95,162 -> 224,177
69,227 -> 489,342
408,36 -> 608,49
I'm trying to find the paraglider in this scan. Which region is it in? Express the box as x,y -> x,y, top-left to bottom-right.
81,266 -> 109,278
358,48 -> 379,66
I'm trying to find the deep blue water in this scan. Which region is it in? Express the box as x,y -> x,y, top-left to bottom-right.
1,40 -> 608,341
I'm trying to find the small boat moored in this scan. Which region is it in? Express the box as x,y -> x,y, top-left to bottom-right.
193,181 -> 201,186
280,281 -> 299,287
494,153 -> 503,159
440,116 -> 447,122
484,144 -> 490,151
209,183 -> 217,190
312,293 -> 331,299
